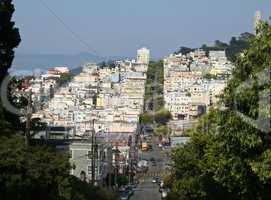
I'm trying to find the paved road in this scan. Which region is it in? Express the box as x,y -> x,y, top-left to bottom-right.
131,137 -> 170,200
130,176 -> 161,200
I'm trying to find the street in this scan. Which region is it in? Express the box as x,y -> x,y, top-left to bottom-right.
131,136 -> 170,200
130,176 -> 161,200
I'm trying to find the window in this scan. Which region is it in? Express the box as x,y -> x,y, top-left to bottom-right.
88,165 -> 92,175
87,165 -> 98,175
87,151 -> 92,159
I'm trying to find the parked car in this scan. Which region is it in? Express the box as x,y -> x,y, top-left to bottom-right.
119,185 -> 135,200
152,177 -> 157,183
161,188 -> 171,199
160,181 -> 164,188
159,187 -> 163,193
161,189 -> 168,199
126,185 -> 134,196
131,184 -> 137,191
155,177 -> 162,185
119,191 -> 129,200
119,186 -> 126,192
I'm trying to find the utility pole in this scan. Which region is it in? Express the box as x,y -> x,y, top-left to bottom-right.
108,145 -> 112,190
91,119 -> 96,186
115,145 -> 119,188
128,149 -> 132,184
128,136 -> 134,185
25,89 -> 32,147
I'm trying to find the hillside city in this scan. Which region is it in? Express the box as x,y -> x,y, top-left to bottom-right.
10,45 -> 235,199
0,2 -> 270,200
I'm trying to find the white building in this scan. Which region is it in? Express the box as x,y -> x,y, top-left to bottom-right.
164,50 -> 233,122
137,47 -> 150,65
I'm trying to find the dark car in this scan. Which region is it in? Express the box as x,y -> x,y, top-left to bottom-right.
156,177 -> 161,185
159,187 -> 163,193
119,191 -> 129,200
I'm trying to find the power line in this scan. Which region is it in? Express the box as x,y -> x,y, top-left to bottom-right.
38,0 -> 101,57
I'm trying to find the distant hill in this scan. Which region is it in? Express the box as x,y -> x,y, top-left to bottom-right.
10,52 -> 124,75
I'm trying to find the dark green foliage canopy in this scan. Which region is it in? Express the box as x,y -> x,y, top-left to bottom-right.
139,112 -> 152,124
117,175 -> 129,187
0,136 -> 118,200
168,22 -> 271,200
175,32 -> 255,62
154,109 -> 172,125
0,0 -> 21,134
174,47 -> 194,56
58,72 -> 73,86
0,0 -> 21,81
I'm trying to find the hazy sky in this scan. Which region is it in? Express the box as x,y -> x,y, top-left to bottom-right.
13,0 -> 270,58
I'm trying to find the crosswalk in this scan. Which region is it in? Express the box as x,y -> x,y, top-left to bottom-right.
137,171 -> 170,178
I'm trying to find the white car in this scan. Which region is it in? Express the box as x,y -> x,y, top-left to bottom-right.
161,190 -> 168,199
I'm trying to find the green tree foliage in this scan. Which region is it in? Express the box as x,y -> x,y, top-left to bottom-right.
0,0 -> 21,133
58,72 -> 73,86
146,60 -> 163,86
203,73 -> 217,80
226,32 -> 254,62
0,0 -> 21,82
0,136 -> 70,200
98,61 -> 117,69
155,95 -> 164,111
145,60 -> 164,111
154,109 -> 172,125
117,175 -> 129,187
169,22 -> 271,200
174,47 -> 194,55
139,112 -> 152,125
0,136 -> 117,200
175,32 -> 254,62
155,125 -> 170,136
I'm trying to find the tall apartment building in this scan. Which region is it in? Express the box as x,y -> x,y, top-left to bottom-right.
137,47 -> 150,65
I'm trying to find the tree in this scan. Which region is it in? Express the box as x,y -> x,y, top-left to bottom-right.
0,135 -> 70,200
0,0 -> 21,134
154,109 -> 172,125
139,112 -> 152,124
117,175 -> 129,187
239,32 -> 254,41
174,46 -> 194,55
155,96 -> 164,111
177,32 -> 255,62
214,40 -> 228,49
0,136 -> 118,200
203,73 -> 217,80
0,0 -> 21,82
58,72 -> 73,86
155,125 -> 170,136
169,21 -> 271,200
